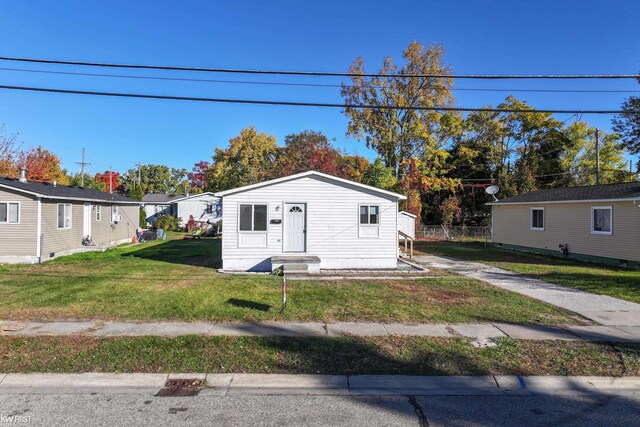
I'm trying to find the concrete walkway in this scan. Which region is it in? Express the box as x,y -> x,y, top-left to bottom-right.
2,320 -> 640,342
414,255 -> 640,326
0,372 -> 638,396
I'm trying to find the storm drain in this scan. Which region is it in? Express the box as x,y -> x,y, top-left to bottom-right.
155,378 -> 205,397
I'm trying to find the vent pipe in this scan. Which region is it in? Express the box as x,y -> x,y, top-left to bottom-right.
18,167 -> 27,183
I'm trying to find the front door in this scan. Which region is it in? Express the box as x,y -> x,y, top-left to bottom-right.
83,203 -> 92,238
284,203 -> 306,252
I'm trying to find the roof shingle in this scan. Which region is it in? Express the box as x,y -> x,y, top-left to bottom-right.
492,181 -> 640,204
0,177 -> 137,203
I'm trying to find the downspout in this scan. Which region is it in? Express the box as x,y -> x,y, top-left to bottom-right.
36,197 -> 42,263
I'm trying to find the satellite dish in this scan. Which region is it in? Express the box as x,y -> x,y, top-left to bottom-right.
485,185 -> 500,201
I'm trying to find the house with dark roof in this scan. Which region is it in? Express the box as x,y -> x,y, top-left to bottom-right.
141,192 -> 221,227
488,181 -> 640,267
0,169 -> 140,264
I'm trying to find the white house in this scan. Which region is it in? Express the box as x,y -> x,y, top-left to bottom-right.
214,171 -> 407,273
142,192 -> 221,227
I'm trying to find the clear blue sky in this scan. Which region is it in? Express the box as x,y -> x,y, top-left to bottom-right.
1,0 -> 639,175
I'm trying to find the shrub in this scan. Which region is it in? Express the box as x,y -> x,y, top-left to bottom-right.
152,214 -> 181,231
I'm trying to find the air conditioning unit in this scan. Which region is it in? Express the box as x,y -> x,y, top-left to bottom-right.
112,214 -> 123,223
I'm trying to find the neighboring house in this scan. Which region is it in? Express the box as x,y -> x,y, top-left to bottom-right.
214,171 -> 407,272
0,172 -> 139,264
489,181 -> 640,267
142,192 -> 221,227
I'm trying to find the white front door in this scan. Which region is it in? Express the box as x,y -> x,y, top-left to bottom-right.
83,203 -> 92,237
285,203 -> 306,252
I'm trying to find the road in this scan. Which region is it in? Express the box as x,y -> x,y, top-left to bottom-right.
2,392 -> 640,426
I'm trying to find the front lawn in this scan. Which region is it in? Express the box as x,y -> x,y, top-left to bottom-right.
0,236 -> 583,324
416,241 -> 640,304
1,335 -> 638,376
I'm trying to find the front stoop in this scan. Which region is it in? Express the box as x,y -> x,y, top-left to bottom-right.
271,255 -> 321,274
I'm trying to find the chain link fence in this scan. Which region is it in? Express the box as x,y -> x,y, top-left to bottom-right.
418,225 -> 492,241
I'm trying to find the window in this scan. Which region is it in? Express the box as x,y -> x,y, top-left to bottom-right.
206,203 -> 214,214
57,203 -> 72,229
359,205 -> 380,225
96,205 -> 101,221
239,204 -> 268,232
592,206 -> 612,235
530,208 -> 544,230
0,202 -> 19,224
111,205 -> 119,222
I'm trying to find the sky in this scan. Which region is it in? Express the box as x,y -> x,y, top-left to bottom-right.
0,0 -> 639,176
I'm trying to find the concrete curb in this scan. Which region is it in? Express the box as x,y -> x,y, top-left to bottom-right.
0,373 -> 637,396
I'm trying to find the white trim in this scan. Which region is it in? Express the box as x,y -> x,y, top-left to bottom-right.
487,197 -> 640,206
57,203 -> 72,229
36,198 -> 41,259
0,183 -> 140,204
530,207 -> 545,231
214,171 -> 407,200
96,204 -> 102,221
0,201 -> 21,224
358,204 -> 381,239
398,210 -> 416,218
591,206 -> 613,235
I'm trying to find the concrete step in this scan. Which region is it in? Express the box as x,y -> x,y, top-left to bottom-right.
283,263 -> 309,274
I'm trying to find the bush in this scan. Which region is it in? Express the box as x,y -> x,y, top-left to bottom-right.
152,214 -> 181,231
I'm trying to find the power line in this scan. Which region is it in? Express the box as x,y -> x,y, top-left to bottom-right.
0,84 -> 637,114
1,67 -> 639,93
1,56 -> 639,79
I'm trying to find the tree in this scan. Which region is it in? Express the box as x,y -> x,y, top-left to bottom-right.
0,125 -> 21,178
612,90 -> 640,154
440,195 -> 461,240
561,122 -> 630,185
188,161 -> 211,191
19,146 -> 69,184
275,130 -> 354,178
341,41 -> 456,180
362,158 -> 398,190
95,170 -> 120,193
121,164 -> 190,195
207,127 -> 277,191
68,173 -> 106,191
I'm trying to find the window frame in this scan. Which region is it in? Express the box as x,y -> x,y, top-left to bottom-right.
57,203 -> 72,229
238,203 -> 268,233
0,201 -> 20,224
359,204 -> 381,226
96,205 -> 101,221
591,206 -> 612,235
530,207 -> 545,231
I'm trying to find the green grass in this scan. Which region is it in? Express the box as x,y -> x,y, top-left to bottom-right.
0,236 -> 583,324
1,335 -> 638,376
416,241 -> 640,304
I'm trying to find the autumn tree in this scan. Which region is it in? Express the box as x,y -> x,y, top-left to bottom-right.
206,127 -> 277,191
17,146 -> 69,184
188,161 -> 211,191
0,125 -> 21,178
95,170 -> 121,193
275,130 -> 354,178
68,173 -> 106,191
341,41 -> 456,180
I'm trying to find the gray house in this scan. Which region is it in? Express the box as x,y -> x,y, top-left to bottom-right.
489,181 -> 640,267
0,173 -> 139,264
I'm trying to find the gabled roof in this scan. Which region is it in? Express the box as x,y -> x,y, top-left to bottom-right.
142,192 -> 217,203
214,171 -> 407,200
489,181 -> 640,205
0,177 -> 138,204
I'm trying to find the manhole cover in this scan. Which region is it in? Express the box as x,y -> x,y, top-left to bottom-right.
155,378 -> 205,397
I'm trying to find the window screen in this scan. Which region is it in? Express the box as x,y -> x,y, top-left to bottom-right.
239,204 -> 253,231
254,205 -> 267,231
593,208 -> 611,233
360,205 -> 380,225
0,203 -> 6,223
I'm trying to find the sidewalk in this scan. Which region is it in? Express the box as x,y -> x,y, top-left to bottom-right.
0,372 -> 638,396
2,320 -> 640,342
414,255 -> 640,326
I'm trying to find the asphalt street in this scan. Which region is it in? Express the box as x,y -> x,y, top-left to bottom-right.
2,392 -> 640,426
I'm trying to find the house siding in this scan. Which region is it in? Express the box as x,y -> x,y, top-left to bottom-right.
492,201 -> 640,262
0,188 -> 38,257
176,194 -> 221,226
40,200 -> 138,260
221,175 -> 399,271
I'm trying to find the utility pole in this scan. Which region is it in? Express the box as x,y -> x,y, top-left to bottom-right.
595,129 -> 600,185
135,162 -> 143,188
75,147 -> 91,187
108,167 -> 113,193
